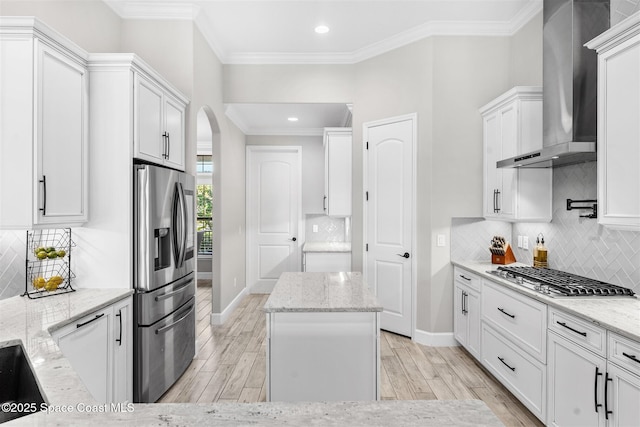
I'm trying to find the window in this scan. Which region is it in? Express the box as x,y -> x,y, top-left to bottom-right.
197,155 -> 213,255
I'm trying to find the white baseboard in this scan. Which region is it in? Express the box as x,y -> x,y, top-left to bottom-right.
413,328 -> 458,347
210,287 -> 248,325
197,272 -> 212,280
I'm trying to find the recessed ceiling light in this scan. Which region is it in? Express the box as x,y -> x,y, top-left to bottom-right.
288,117 -> 299,122
551,156 -> 560,159
314,25 -> 329,34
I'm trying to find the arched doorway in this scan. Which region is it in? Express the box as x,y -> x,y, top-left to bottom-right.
196,107 -> 221,323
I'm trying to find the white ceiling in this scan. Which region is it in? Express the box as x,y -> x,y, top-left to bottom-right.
105,0 -> 542,134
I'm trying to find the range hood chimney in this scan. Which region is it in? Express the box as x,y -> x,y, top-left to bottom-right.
498,0 -> 610,168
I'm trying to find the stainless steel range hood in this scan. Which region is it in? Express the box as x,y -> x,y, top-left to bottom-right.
498,0 -> 610,169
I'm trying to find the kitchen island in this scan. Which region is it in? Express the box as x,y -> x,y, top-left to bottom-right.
263,272 -> 382,402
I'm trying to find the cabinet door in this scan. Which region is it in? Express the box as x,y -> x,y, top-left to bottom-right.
483,112 -> 501,218
325,131 -> 352,216
36,43 -> 87,225
607,363 -> 640,427
466,288 -> 481,359
547,331 -> 606,427
55,308 -> 111,403
135,75 -> 164,163
112,297 -> 133,403
498,105 -> 517,219
598,35 -> 640,229
163,95 -> 185,171
453,283 -> 468,347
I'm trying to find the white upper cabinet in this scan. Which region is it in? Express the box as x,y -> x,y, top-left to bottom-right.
324,128 -> 352,217
587,12 -> 640,230
0,18 -> 88,229
480,87 -> 552,222
134,73 -> 187,170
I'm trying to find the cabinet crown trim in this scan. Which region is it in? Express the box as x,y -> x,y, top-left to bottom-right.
479,86 -> 542,115
0,16 -> 88,62
586,11 -> 640,52
87,53 -> 190,105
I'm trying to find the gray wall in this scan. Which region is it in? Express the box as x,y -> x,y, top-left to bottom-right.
223,16 -> 543,334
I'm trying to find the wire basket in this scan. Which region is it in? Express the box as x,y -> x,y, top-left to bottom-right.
23,228 -> 76,299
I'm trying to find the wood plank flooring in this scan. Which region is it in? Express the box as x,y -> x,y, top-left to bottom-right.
158,282 -> 544,426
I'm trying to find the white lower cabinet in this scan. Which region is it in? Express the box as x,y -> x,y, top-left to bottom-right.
303,252 -> 351,272
482,323 -> 546,421
52,296 -> 132,403
453,267 -> 481,359
547,309 -> 640,427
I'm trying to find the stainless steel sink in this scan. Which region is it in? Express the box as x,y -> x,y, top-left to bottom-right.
0,341 -> 46,423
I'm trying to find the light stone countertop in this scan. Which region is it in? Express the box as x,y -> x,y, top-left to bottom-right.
0,288 -> 133,410
7,400 -> 504,426
303,241 -> 352,252
452,261 -> 640,342
263,272 -> 382,312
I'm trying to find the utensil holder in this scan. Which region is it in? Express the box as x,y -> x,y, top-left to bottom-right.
491,244 -> 516,265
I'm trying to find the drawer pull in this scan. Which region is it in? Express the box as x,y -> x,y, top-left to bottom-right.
594,367 -> 603,413
76,313 -> 105,329
497,307 -> 515,318
498,356 -> 516,372
604,372 -> 613,420
460,275 -> 471,281
556,321 -> 587,337
623,352 -> 640,364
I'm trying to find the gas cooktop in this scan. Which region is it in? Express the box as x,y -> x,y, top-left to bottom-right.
487,266 -> 636,298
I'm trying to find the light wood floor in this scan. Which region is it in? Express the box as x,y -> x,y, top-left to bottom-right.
158,283 -> 544,426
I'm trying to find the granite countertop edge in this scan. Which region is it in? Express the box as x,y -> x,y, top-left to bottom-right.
452,260 -> 640,342
8,399 -> 504,426
0,288 -> 134,412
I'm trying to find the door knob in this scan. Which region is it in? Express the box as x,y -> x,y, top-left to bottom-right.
289,237 -> 297,242
397,252 -> 410,258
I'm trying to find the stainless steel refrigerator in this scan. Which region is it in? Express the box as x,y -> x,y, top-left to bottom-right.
133,163 -> 196,403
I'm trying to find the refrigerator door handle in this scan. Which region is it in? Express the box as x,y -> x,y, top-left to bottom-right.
171,183 -> 182,267
179,182 -> 188,267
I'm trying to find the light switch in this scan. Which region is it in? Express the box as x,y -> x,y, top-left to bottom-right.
517,235 -> 523,248
523,236 -> 529,250
312,224 -> 319,233
436,234 -> 446,247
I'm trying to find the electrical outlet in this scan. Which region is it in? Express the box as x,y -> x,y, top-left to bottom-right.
523,236 -> 529,250
436,234 -> 445,247
313,224 -> 318,233
517,235 -> 523,248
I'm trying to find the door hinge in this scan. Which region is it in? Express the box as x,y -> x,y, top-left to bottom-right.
366,244 -> 369,251
366,191 -> 369,201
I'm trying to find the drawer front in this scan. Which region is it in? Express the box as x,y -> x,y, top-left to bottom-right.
454,267 -> 481,293
481,323 -> 546,422
608,332 -> 640,376
548,308 -> 606,357
482,280 -> 547,362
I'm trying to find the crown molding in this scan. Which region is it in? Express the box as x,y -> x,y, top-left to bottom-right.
103,0 -> 543,65
103,1 -> 200,20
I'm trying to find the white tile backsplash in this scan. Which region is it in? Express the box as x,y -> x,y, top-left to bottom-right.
0,230 -> 26,300
452,162 -> 640,294
305,214 -> 348,243
612,0 -> 640,26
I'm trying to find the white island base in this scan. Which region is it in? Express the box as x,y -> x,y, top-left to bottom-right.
264,272 -> 382,402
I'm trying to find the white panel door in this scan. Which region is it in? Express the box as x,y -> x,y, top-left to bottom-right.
247,147 -> 301,293
365,116 -> 414,337
164,96 -> 185,170
135,75 -> 164,162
